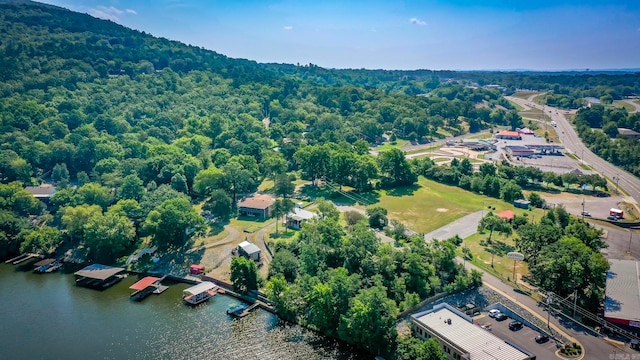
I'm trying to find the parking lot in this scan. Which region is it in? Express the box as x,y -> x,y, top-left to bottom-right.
488,135 -> 583,175
475,314 -> 560,359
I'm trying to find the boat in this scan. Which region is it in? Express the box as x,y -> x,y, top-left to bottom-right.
45,260 -> 63,273
182,281 -> 218,305
226,303 -> 248,317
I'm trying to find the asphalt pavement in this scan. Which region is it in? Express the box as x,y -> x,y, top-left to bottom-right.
506,96 -> 640,205
420,209 -> 637,358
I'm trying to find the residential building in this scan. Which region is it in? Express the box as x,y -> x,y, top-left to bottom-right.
238,194 -> 275,219
286,207 -> 318,230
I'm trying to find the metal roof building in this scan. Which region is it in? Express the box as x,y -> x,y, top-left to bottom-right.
238,240 -> 261,261
410,303 -> 533,360
605,259 -> 640,330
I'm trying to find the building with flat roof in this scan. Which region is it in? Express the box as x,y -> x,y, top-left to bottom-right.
585,97 -> 601,107
496,131 -> 522,140
505,145 -> 535,158
605,259 -> 640,332
410,303 -> 534,360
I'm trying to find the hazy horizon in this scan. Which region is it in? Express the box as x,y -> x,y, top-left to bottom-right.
37,0 -> 640,72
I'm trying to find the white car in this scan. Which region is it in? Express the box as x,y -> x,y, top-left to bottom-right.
488,309 -> 501,318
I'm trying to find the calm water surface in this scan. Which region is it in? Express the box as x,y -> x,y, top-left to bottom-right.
0,263 -> 368,360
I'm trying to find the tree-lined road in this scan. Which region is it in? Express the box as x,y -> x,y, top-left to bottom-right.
507,96 -> 640,205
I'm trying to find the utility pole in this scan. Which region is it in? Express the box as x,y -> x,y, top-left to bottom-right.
573,289 -> 578,319
581,199 -> 585,220
629,231 -> 633,254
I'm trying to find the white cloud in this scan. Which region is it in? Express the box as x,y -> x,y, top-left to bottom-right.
88,6 -> 125,22
88,6 -> 136,21
283,26 -> 293,31
409,17 -> 427,26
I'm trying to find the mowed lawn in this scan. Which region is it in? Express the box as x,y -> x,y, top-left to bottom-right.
372,177 -> 514,233
461,232 -> 529,283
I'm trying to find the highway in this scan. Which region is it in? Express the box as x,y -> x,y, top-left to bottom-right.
507,95 -> 640,205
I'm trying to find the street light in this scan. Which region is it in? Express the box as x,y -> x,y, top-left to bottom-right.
629,231 -> 634,254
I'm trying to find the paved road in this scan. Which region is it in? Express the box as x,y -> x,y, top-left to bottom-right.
423,211 -> 483,242
419,205 -> 636,357
461,260 -> 636,359
507,96 -> 640,205
622,99 -> 640,113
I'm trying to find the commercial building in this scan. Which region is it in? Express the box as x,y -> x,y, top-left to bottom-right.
605,259 -> 640,332
496,131 -> 522,140
505,145 -> 535,158
410,303 -> 534,360
585,97 -> 601,107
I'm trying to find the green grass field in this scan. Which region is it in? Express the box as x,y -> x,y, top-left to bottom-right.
373,139 -> 409,152
370,177 -> 515,233
460,232 -> 529,284
324,177 -> 546,234
229,217 -> 274,233
614,100 -> 636,113
404,145 -> 442,155
512,92 -> 543,100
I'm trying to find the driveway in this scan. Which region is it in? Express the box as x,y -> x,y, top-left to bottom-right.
424,211 -> 483,242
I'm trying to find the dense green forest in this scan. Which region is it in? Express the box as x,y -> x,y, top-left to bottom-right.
0,1 -> 526,260
572,105 -> 640,176
0,1 -> 633,356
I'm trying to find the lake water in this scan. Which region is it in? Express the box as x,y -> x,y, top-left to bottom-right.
0,263 -> 368,360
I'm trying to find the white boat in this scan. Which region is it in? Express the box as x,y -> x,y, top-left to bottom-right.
183,281 -> 218,305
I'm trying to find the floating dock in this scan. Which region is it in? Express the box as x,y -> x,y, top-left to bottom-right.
6,253 -> 39,265
33,258 -> 62,273
227,302 -> 260,318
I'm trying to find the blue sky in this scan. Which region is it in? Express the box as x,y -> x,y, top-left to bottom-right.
38,0 -> 640,70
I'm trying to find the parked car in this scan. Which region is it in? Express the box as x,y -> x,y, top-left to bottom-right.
488,309 -> 501,318
495,313 -> 509,321
581,211 -> 591,217
509,320 -> 523,331
607,215 -> 619,220
535,334 -> 549,343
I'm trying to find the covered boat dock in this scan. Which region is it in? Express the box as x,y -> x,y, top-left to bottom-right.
183,281 -> 218,305
129,276 -> 168,301
74,264 -> 125,289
